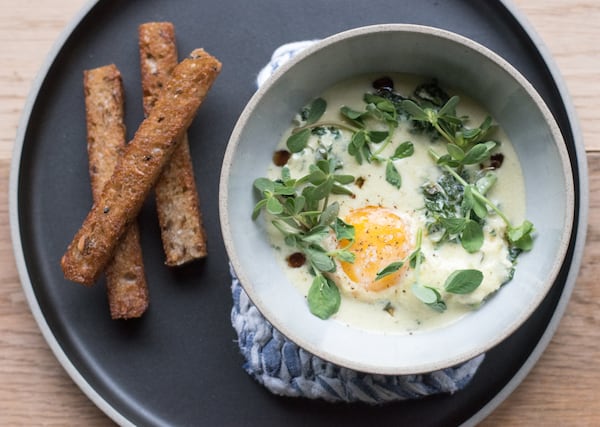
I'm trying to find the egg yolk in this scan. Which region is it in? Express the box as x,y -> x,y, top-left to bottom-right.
339,206 -> 410,291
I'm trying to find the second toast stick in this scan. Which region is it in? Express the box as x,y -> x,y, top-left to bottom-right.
139,22 -> 208,266
84,65 -> 149,318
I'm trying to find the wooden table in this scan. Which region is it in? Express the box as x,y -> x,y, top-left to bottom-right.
1,1 -> 598,425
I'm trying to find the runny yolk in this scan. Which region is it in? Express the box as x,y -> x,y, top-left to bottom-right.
339,206 -> 410,291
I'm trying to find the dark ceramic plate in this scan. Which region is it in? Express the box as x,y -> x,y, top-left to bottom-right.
11,0 -> 587,425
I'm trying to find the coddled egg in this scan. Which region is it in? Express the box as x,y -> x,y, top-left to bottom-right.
266,73 -> 526,331
329,203 -> 514,311
334,206 -> 414,296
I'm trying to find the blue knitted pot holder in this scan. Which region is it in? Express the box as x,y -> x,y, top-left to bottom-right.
229,42 -> 485,404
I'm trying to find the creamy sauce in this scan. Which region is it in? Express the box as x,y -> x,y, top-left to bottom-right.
264,73 -> 526,334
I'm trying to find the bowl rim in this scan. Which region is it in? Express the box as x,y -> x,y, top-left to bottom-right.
219,23 -> 575,374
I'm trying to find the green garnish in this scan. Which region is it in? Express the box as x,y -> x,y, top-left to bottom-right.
427,149 -> 535,252
253,151 -> 356,319
402,82 -> 534,254
375,261 -> 405,281
307,274 -> 341,320
304,97 -> 327,125
255,78 -> 535,319
444,269 -> 484,294
287,94 -> 414,188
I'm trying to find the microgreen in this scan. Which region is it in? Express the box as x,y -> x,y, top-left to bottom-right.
375,261 -> 405,281
288,94 -> 414,187
427,149 -> 535,253
412,283 -> 446,313
459,219 -> 484,253
253,137 -> 358,319
304,98 -> 327,125
333,217 -> 355,243
287,128 -> 311,153
411,269 -> 483,313
400,229 -> 448,312
411,80 -> 533,254
444,269 -> 484,294
385,160 -> 402,189
305,246 -> 336,272
255,78 -> 535,320
307,274 -> 341,319
507,220 -> 534,251
391,141 -> 415,160
411,283 -> 439,304
373,225 -> 483,312
402,95 -> 496,150
381,141 -> 415,189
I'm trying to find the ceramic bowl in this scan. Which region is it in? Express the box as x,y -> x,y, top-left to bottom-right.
219,24 -> 574,374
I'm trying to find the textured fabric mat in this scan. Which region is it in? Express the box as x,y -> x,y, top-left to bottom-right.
231,270 -> 484,404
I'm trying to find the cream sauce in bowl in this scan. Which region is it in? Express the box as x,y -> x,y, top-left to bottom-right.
262,73 -> 527,334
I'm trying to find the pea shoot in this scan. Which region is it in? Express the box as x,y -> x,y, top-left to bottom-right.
286,95 -> 415,189
253,153 -> 357,319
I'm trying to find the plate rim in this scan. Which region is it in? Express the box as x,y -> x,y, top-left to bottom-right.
8,0 -> 133,425
8,0 -> 588,425
463,0 -> 589,424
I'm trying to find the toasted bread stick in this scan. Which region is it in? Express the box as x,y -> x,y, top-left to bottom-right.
139,22 -> 208,266
83,65 -> 149,318
62,49 -> 222,285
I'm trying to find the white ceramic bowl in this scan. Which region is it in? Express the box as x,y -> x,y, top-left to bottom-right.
219,24 -> 574,374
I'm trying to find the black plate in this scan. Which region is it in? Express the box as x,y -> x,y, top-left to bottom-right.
12,0 -> 586,425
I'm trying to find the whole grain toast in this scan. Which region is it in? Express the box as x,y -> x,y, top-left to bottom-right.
84,64 -> 149,318
139,22 -> 208,266
62,49 -> 222,285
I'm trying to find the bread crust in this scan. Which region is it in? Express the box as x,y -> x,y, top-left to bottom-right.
62,50 -> 221,285
83,64 -> 149,318
139,22 -> 208,266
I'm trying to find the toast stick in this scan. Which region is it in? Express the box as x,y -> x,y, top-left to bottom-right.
62,49 -> 222,285
83,64 -> 149,318
139,22 -> 208,266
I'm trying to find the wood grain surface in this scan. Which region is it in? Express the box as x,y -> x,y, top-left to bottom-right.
1,0 -> 598,425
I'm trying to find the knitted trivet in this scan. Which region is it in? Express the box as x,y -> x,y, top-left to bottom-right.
231,268 -> 484,404
229,42 -> 485,403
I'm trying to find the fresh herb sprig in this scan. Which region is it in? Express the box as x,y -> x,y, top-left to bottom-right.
374,229 -> 428,308
412,269 -> 484,312
400,88 -> 534,253
428,149 -> 534,251
373,228 -> 484,312
402,96 -> 496,159
286,98 -> 358,154
285,96 -> 415,189
256,79 -> 534,319
253,158 -> 357,319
